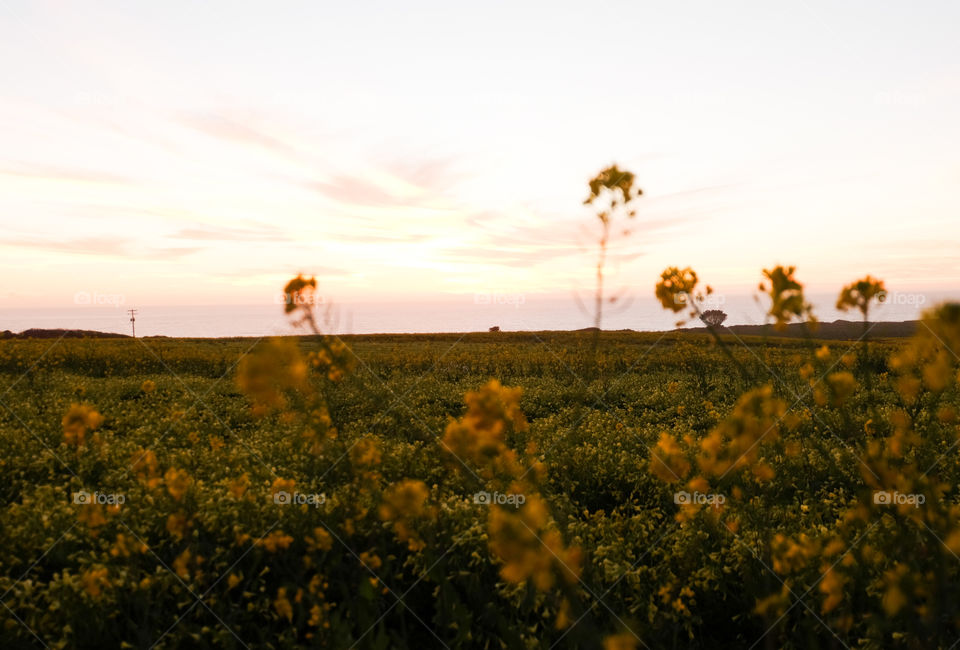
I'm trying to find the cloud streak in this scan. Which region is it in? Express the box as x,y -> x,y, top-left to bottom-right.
0,161 -> 134,185
178,112 -> 304,160
0,237 -> 200,260
170,223 -> 292,242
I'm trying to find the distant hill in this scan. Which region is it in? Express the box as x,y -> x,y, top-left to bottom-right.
1,328 -> 130,339
681,319 -> 918,340
0,321 -> 919,341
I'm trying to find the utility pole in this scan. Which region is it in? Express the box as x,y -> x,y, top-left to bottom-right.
128,309 -> 137,337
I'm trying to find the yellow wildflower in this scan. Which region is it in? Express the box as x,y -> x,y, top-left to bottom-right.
258,531 -> 294,553
172,549 -> 193,580
62,404 -> 103,446
166,512 -> 189,540
228,473 -> 250,499
350,437 -> 381,469
603,632 -> 638,650
655,267 -> 698,313
306,527 -> 333,552
164,468 -> 191,502
379,480 -> 433,551
759,265 -> 812,331
81,567 -> 109,599
274,587 -> 294,622
836,276 -> 886,318
649,433 -> 690,483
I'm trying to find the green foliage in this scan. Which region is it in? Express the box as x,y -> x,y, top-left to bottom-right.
0,327 -> 958,648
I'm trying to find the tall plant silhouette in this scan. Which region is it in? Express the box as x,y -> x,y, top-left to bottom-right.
584,165 -> 643,332
581,165 -> 642,380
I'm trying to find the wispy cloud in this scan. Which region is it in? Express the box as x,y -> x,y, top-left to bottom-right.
208,265 -> 352,279
0,161 -> 133,185
436,243 -> 579,268
383,158 -> 462,195
0,237 -> 199,260
178,112 -> 304,160
306,174 -> 399,206
170,223 -> 292,242
327,230 -> 432,245
302,157 -> 462,209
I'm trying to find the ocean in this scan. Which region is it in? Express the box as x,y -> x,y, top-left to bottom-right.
0,291 -> 951,338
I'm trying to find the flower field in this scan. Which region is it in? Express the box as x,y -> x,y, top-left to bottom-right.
2,288 -> 960,647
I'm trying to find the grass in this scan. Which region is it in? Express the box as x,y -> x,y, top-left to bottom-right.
4,330 -> 959,648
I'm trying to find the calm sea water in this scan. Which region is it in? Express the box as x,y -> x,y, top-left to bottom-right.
0,292 -> 952,338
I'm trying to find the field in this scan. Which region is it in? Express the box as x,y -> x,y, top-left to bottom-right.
2,321 -> 960,649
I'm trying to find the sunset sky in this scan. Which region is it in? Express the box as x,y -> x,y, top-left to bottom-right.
1,0 -> 958,309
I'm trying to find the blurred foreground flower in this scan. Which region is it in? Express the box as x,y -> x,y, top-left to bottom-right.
62,403 -> 103,446
759,265 -> 814,331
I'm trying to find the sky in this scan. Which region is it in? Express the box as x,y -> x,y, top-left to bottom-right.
1,0 -> 958,310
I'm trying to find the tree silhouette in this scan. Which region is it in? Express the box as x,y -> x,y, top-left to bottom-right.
700,309 -> 728,328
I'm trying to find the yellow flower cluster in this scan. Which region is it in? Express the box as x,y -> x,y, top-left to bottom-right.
236,328 -> 349,457
166,511 -> 190,540
813,371 -> 858,407
836,275 -> 886,318
349,437 -> 382,482
759,265 -> 814,331
442,380 -> 582,608
603,632 -> 639,650
62,403 -> 103,446
172,548 -> 202,579
305,527 -> 333,552
441,380 -> 528,480
649,433 -> 691,483
655,267 -> 698,314
753,300 -> 960,631
273,587 -> 295,622
282,274 -> 317,315
110,533 -> 147,558
890,304 -> 960,400
654,266 -> 719,327
697,386 -> 791,480
164,467 -> 191,502
378,479 -> 434,551
258,531 -> 295,553
81,566 -> 110,599
228,472 -> 250,499
770,533 -> 818,575
131,448 -> 162,489
77,502 -> 117,536
272,477 -> 296,495
308,343 -> 353,382
487,493 -> 583,590
236,338 -> 310,417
